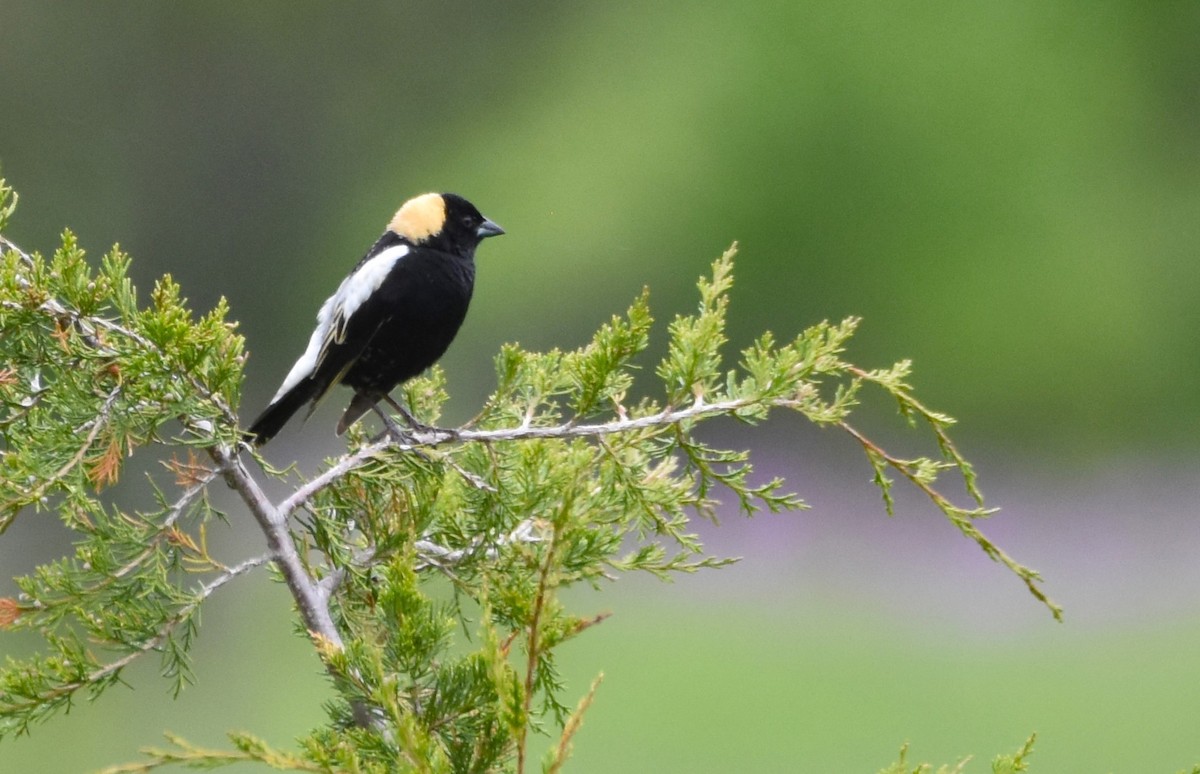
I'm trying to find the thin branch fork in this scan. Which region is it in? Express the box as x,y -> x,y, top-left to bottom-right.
207,444 -> 384,727
206,444 -> 343,650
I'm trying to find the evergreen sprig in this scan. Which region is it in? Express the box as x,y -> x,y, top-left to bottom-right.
0,177 -> 1059,771
878,733 -> 1037,774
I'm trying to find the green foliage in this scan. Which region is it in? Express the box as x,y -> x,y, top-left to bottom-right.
94,732 -> 322,773
0,179 -> 249,740
0,178 -> 1058,771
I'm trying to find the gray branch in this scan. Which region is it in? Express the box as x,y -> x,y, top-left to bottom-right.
207,444 -> 343,649
277,394 -> 760,520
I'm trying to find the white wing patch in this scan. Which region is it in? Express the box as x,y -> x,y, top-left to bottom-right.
270,244 -> 410,403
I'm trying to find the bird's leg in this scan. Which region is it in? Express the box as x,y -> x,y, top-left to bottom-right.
382,394 -> 433,433
369,403 -> 413,444
386,394 -> 462,442
368,404 -> 440,466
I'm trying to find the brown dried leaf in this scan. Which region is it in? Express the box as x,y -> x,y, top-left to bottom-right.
87,435 -> 124,490
164,449 -> 209,489
165,526 -> 200,555
0,597 -> 20,628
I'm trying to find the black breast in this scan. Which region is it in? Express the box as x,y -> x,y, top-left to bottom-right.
341,249 -> 476,396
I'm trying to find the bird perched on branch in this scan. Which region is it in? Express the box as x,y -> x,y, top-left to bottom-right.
248,192 -> 504,445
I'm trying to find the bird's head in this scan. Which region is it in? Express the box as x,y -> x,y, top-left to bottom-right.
387,192 -> 504,257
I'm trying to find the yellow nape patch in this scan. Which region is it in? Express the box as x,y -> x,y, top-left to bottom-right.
388,193 -> 446,242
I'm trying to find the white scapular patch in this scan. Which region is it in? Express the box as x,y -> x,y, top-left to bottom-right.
270,244 -> 410,402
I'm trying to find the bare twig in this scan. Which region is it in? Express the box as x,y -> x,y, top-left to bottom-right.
275,444 -> 390,518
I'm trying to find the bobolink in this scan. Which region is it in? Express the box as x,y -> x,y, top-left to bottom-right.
248,192 -> 503,445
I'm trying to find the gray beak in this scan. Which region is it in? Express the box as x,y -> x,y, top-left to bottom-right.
476,218 -> 505,239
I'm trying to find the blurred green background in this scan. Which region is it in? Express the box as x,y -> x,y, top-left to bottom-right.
3,1 -> 1199,771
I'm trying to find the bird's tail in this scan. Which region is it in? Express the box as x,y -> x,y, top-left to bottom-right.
336,392 -> 378,436
247,379 -> 321,445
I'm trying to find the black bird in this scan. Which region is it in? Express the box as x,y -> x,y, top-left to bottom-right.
248,192 -> 503,445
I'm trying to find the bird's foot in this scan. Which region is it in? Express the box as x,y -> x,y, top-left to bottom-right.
369,405 -> 416,444
398,406 -> 434,434
383,395 -> 444,435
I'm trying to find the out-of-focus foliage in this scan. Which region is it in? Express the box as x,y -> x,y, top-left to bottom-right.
0,2 -> 1195,453
877,733 -> 1036,774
